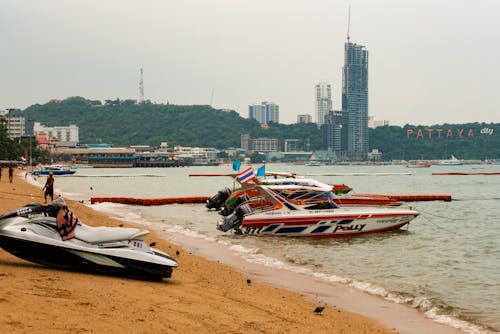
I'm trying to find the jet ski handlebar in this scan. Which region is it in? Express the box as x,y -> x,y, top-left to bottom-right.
0,198 -> 67,221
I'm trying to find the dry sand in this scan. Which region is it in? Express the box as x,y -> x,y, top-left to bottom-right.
0,170 -> 463,333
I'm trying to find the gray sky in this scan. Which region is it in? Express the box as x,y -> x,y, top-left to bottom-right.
1,0 -> 499,126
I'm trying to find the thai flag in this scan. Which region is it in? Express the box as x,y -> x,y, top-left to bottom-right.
237,167 -> 256,184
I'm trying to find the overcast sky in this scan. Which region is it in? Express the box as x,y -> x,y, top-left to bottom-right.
1,0 -> 499,126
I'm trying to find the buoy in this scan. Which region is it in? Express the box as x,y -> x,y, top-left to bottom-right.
354,194 -> 452,202
90,196 -> 211,205
432,172 -> 500,176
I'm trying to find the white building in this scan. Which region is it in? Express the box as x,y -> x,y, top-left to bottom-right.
315,82 -> 332,127
4,116 -> 26,139
248,102 -> 279,124
173,146 -> 219,165
33,122 -> 79,142
297,114 -> 312,124
368,117 -> 389,128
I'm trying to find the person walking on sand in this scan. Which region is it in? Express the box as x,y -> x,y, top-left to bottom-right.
43,172 -> 55,203
8,165 -> 13,183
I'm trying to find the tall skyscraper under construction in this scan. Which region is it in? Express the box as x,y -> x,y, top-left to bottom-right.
342,32 -> 369,160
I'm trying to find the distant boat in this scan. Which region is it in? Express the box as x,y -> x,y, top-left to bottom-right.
32,165 -> 76,176
438,155 -> 463,166
305,161 -> 323,167
407,161 -> 431,168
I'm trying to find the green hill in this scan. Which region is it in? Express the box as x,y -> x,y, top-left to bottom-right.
17,97 -> 322,150
4,97 -> 499,161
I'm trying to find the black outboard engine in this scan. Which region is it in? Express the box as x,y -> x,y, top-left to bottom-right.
206,187 -> 232,210
219,193 -> 250,216
217,204 -> 253,232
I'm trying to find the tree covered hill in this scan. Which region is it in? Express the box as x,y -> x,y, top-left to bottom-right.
9,97 -> 499,160
17,97 -> 322,150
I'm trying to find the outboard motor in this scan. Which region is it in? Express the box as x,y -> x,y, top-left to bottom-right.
206,187 -> 232,210
217,204 -> 253,232
219,193 -> 250,216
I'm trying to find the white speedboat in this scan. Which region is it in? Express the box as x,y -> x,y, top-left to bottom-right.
215,180 -> 419,238
438,155 -> 463,166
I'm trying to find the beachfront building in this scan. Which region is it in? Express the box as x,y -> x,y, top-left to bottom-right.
315,82 -> 333,127
241,134 -> 280,153
248,102 -> 279,125
173,146 -> 219,165
33,122 -> 79,143
342,39 -> 369,161
55,147 -> 135,167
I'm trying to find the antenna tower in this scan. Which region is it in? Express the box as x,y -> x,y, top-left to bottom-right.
139,67 -> 144,103
347,5 -> 351,42
210,88 -> 215,106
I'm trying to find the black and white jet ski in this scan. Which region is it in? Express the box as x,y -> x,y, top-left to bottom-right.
0,198 -> 178,280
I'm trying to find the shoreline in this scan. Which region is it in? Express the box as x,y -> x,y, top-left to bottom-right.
1,170 -> 466,333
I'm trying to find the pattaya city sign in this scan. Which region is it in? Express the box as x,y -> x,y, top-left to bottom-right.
406,127 -> 494,139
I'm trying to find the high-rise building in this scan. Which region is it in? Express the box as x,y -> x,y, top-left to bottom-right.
248,102 -> 279,125
322,110 -> 343,155
342,40 -> 368,160
315,82 -> 332,127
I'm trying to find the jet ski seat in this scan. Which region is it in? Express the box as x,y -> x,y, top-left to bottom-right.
75,224 -> 149,244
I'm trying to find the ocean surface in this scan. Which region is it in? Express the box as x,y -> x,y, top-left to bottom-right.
31,164 -> 500,334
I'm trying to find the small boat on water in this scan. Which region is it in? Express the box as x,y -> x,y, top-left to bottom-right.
438,155 -> 463,166
209,177 -> 420,238
305,161 -> 323,167
32,165 -> 76,176
406,161 -> 432,168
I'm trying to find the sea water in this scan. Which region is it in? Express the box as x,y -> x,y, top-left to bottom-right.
39,164 -> 500,334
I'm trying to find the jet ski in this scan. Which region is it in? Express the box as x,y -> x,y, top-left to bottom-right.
0,198 -> 178,280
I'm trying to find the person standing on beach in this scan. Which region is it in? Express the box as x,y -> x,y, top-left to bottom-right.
43,172 -> 55,203
8,165 -> 13,183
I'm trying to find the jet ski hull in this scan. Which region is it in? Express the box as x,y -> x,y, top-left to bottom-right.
0,201 -> 177,280
0,235 -> 174,280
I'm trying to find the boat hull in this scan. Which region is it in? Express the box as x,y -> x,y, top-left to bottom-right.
240,209 -> 419,238
32,170 -> 76,176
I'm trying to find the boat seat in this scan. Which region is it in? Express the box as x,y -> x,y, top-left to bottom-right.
75,224 -> 149,244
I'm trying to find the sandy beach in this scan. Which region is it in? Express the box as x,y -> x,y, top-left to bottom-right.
0,170 -> 464,334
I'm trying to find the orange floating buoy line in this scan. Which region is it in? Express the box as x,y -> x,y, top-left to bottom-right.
90,193 -> 452,206
432,172 -> 500,176
90,196 -> 211,205
354,194 -> 452,202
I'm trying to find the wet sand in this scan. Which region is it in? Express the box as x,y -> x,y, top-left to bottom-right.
0,170 -> 463,333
